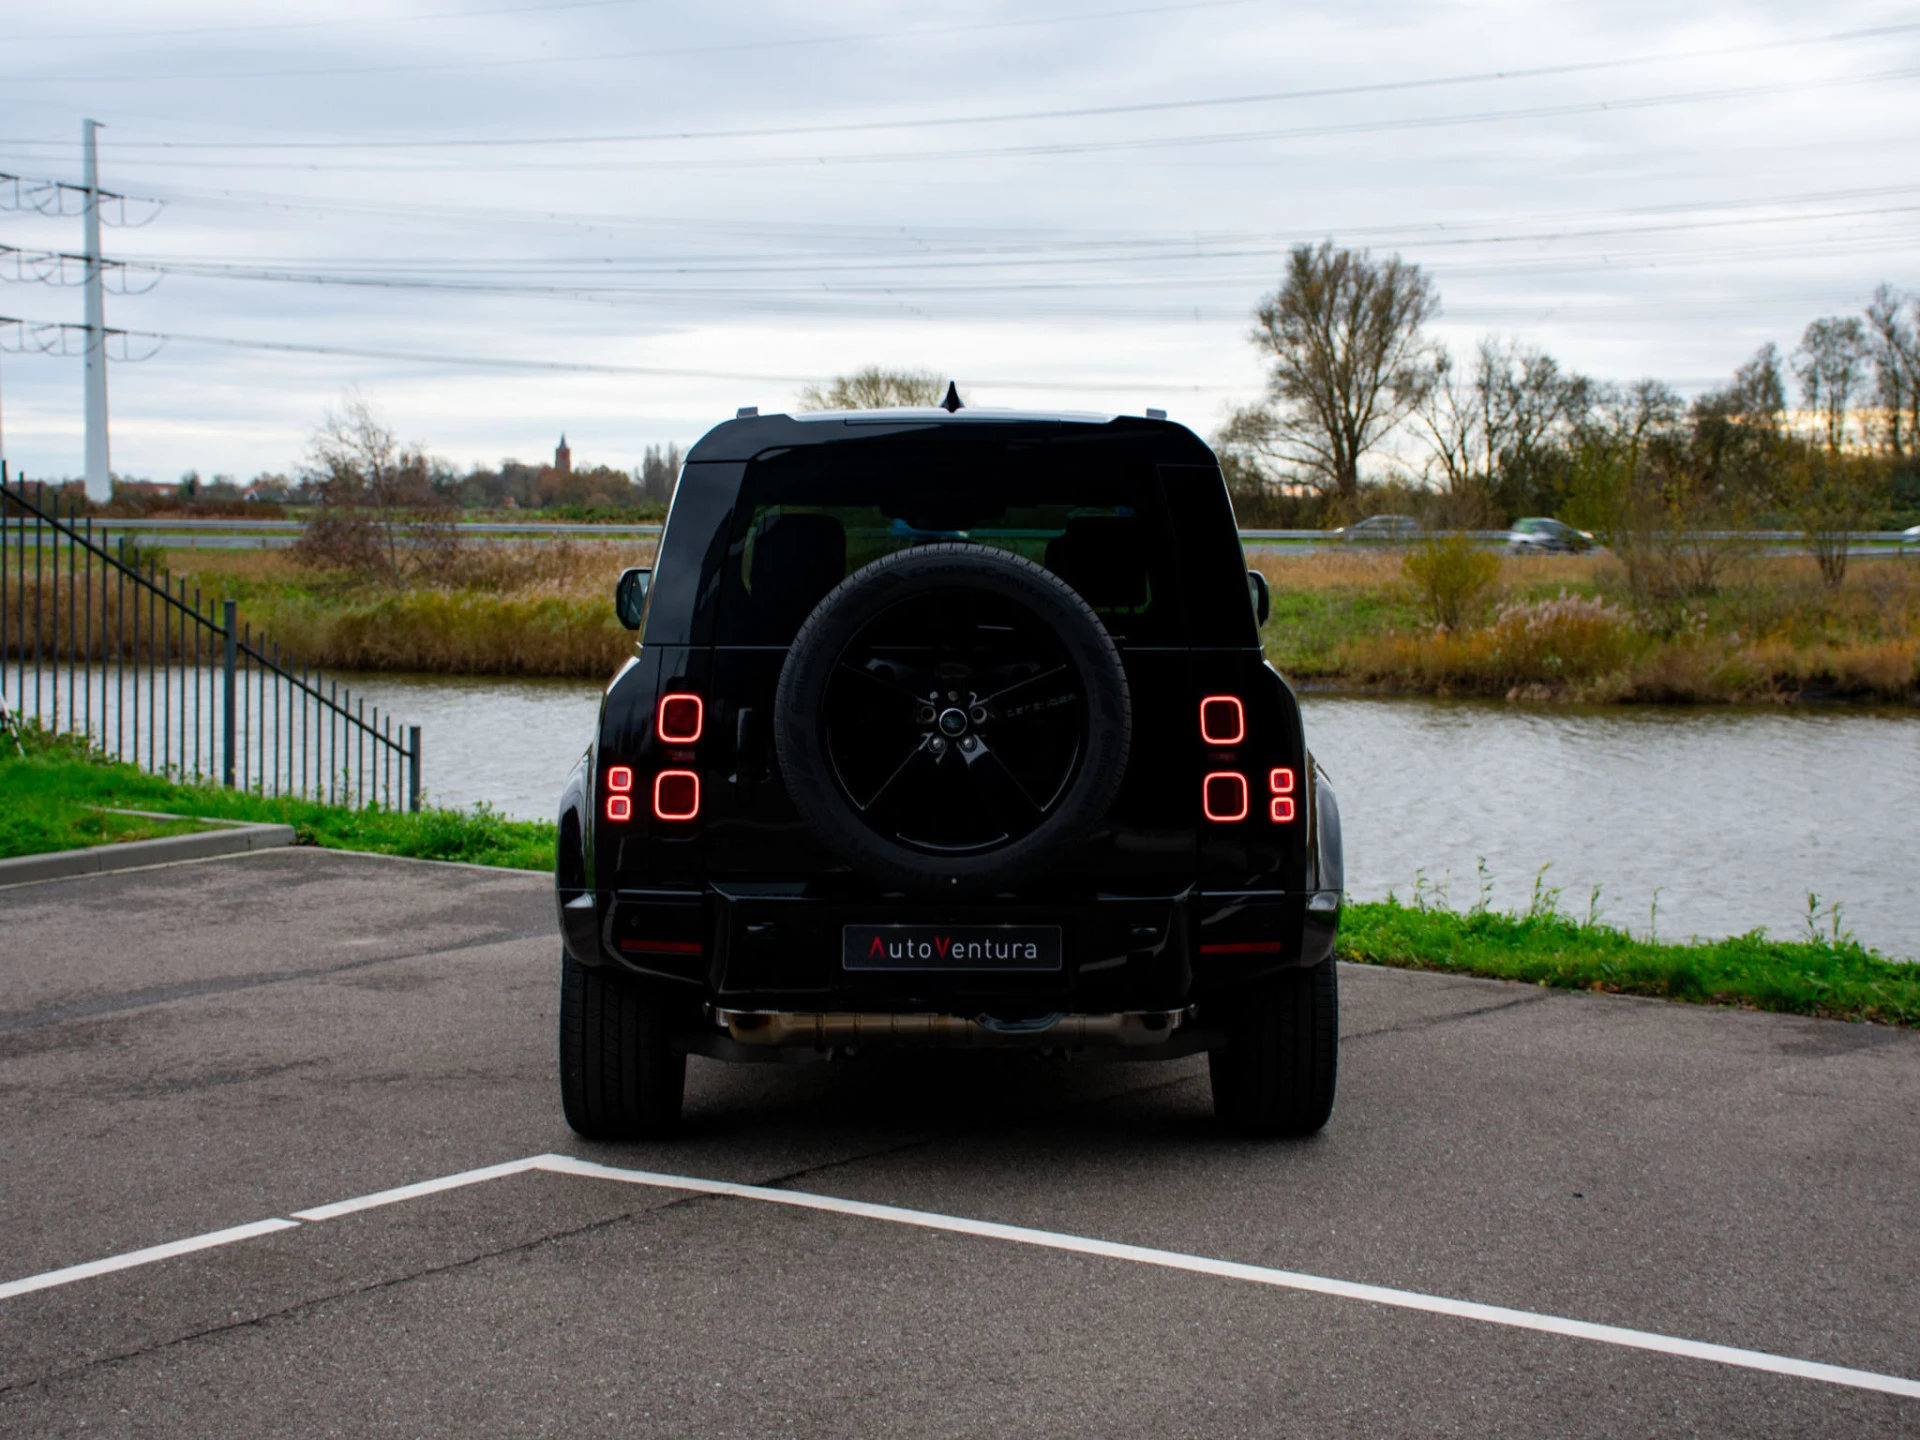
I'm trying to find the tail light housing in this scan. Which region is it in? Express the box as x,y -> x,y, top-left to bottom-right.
1202,771 -> 1249,822
653,769 -> 700,822
657,693 -> 704,745
1269,767 -> 1296,823
1199,695 -> 1244,746
605,765 -> 633,821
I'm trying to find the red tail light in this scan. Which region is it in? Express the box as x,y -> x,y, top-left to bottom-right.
605,766 -> 634,821
1203,771 -> 1248,822
653,769 -> 700,821
1199,695 -> 1245,746
1269,767 -> 1296,823
657,694 -> 703,745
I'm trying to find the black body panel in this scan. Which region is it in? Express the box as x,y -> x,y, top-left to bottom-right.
555,410 -> 1342,1023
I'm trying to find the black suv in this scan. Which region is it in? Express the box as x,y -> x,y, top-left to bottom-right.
556,404 -> 1344,1138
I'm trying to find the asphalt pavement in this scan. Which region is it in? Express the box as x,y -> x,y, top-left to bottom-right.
2,848 -> 1916,1438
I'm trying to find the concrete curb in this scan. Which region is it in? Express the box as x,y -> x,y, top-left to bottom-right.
0,821 -> 297,887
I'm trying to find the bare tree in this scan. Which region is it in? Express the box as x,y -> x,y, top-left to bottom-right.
1413,336 -> 1589,519
638,442 -> 683,504
796,367 -> 944,410
1235,242 -> 1439,504
1412,346 -> 1481,497
1864,284 -> 1920,455
293,396 -> 457,586
1794,317 -> 1869,452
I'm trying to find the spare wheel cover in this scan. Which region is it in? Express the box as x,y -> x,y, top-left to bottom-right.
773,542 -> 1131,895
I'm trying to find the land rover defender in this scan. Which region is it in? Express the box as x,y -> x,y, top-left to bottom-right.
555,403 -> 1344,1138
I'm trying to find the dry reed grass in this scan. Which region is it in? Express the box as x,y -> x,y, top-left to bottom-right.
1261,546 -> 1919,703
139,538 -> 656,677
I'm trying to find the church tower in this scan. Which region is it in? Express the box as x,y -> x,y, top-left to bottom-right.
555,434 -> 572,475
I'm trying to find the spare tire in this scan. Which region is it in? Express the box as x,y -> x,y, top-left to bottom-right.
774,542 -> 1131,895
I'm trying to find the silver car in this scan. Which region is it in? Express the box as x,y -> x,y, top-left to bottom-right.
1507,517 -> 1593,555
1334,514 -> 1422,544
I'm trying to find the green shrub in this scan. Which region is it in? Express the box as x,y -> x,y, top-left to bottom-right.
1403,533 -> 1500,629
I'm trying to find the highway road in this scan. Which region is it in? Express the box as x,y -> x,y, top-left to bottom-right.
2,849 -> 1916,1437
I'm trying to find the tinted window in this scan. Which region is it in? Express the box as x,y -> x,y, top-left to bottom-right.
715,445 -> 1180,646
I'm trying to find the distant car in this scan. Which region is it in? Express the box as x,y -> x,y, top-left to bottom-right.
1334,514 -> 1422,543
1507,517 -> 1594,555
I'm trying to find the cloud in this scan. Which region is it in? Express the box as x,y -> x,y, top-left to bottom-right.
1,0 -> 1914,479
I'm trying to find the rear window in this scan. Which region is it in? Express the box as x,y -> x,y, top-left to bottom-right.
715,446 -> 1181,646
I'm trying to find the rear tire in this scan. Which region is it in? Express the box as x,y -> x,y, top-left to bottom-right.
1209,960 -> 1338,1137
559,952 -> 686,1140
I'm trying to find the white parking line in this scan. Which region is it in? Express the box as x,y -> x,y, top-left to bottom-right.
0,1218 -> 299,1301
290,1156 -> 546,1222
4,1152 -> 1917,1402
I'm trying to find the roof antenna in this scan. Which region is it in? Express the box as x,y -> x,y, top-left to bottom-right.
939,380 -> 964,413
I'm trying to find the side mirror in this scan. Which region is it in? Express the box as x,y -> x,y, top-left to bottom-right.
1246,569 -> 1270,626
615,567 -> 652,631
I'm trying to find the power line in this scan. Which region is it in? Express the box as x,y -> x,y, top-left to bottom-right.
111,199 -> 1920,290
0,171 -> 165,224
0,315 -> 1242,391
58,67 -> 1920,176
18,20 -> 1911,154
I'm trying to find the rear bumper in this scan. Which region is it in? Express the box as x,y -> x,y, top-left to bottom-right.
558,881 -> 1341,1012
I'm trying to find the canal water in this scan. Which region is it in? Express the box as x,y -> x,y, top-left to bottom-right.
322,672 -> 1920,960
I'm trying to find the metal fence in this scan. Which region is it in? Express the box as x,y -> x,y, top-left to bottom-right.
50,514 -> 1920,554
1,472 -> 420,810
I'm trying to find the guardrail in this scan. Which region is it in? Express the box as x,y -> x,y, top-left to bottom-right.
1,474 -> 421,810
67,516 -> 1918,550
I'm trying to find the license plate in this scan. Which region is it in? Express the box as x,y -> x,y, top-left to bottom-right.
843,924 -> 1063,972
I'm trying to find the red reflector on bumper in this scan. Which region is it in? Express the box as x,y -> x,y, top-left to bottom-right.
619,939 -> 703,955
1200,940 -> 1283,955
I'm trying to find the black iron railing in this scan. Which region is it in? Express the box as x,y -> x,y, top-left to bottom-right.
1,472 -> 420,810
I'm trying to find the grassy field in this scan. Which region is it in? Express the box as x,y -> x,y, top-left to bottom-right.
1,728 -> 555,870
1253,549 -> 1920,703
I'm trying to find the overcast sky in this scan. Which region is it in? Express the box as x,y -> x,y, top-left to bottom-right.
1,0 -> 1915,482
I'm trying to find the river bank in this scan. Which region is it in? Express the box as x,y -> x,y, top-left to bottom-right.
124,543 -> 1920,703
1254,549 -> 1920,704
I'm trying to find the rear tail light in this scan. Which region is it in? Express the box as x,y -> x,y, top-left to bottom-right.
657,693 -> 703,745
653,769 -> 700,822
1199,695 -> 1245,746
1202,771 -> 1248,822
1269,767 -> 1296,823
605,766 -> 633,821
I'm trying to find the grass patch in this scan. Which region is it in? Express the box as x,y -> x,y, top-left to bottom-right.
0,725 -> 554,871
1339,891 -> 1919,1027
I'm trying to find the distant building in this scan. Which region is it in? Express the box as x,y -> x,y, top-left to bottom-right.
555,434 -> 571,475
